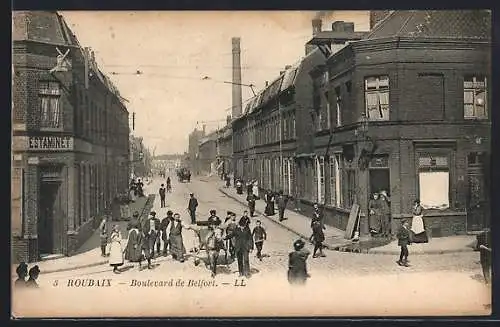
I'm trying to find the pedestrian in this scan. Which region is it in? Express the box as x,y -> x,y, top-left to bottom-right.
225,212 -> 238,259
239,210 -> 251,232
368,193 -> 382,236
14,262 -> 28,288
226,218 -> 253,278
287,239 -> 311,285
379,190 -> 391,237
477,229 -> 491,284
225,175 -> 231,188
98,217 -> 108,257
252,181 -> 259,199
139,229 -> 153,270
166,176 -> 172,193
264,190 -> 275,216
160,211 -> 173,255
246,181 -> 253,196
410,199 -> 428,243
169,213 -> 191,262
187,193 -> 198,224
310,219 -> 326,258
206,226 -> 226,278
159,183 -> 166,208
124,222 -> 142,265
25,265 -> 40,288
396,220 -> 411,267
236,179 -> 243,195
247,193 -> 256,217
252,220 -> 267,261
145,211 -> 161,257
277,190 -> 288,222
312,203 -> 325,229
109,224 -> 124,274
207,209 -> 222,226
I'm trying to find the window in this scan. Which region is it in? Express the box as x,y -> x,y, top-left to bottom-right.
283,158 -> 289,195
39,81 -> 61,128
283,114 -> 288,139
324,91 -> 331,130
11,167 -> 23,236
292,115 -> 296,139
335,87 -> 342,126
464,76 -> 487,119
317,156 -> 325,203
365,76 -> 389,121
418,153 -> 450,210
344,169 -> 356,208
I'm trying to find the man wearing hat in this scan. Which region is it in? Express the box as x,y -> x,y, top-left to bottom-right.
187,193 -> 199,224
144,211 -> 161,258
226,218 -> 254,277
396,219 -> 411,267
288,239 -> 311,285
160,211 -> 174,256
225,212 -> 238,258
207,210 -> 222,227
239,211 -> 251,233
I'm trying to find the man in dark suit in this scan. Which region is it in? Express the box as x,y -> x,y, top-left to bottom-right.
247,193 -> 256,217
226,219 -> 254,277
160,211 -> 173,255
207,209 -> 222,226
239,211 -> 251,232
277,190 -> 288,222
187,193 -> 198,224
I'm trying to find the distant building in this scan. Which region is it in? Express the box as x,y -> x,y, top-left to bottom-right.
198,132 -> 218,175
188,127 -> 205,174
12,11 -> 130,262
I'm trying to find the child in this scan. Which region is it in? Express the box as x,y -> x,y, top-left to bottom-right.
252,220 -> 267,261
288,239 -> 311,285
99,217 -> 108,257
396,220 -> 411,267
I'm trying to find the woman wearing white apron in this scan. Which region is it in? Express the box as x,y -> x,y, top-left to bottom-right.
411,199 -> 428,244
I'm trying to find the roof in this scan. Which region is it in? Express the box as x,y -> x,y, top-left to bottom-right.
12,11 -> 79,46
365,10 -> 491,40
306,31 -> 367,44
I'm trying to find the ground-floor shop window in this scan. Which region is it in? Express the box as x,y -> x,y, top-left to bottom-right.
343,169 -> 356,209
418,154 -> 450,210
316,156 -> 325,203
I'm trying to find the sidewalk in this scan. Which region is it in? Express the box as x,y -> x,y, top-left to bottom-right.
218,186 -> 350,250
367,235 -> 476,255
13,194 -> 155,276
219,185 -> 477,256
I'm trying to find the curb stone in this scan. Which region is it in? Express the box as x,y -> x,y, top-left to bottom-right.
218,188 -> 352,251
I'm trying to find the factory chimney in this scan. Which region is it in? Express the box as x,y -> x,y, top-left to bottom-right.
231,37 -> 243,119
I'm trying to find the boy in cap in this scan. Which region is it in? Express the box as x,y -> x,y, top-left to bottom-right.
396,220 -> 411,267
252,220 -> 267,261
207,209 -> 221,226
288,239 -> 311,285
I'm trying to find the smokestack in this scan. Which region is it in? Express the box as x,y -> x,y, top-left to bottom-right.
231,37 -> 243,119
312,19 -> 322,36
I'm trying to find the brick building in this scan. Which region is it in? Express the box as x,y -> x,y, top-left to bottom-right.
306,10 -> 491,236
215,116 -> 233,177
12,11 -> 130,262
198,131 -> 218,175
187,127 -> 205,174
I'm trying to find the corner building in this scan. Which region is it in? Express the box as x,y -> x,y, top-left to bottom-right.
307,10 -> 491,236
12,11 -> 130,262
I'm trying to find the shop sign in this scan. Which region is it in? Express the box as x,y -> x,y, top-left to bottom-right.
28,136 -> 73,151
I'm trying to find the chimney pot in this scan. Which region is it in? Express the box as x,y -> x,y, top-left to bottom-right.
312,19 -> 322,36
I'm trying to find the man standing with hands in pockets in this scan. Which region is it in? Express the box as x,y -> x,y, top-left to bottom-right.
187,193 -> 198,224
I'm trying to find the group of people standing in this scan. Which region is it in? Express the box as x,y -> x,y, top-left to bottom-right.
129,178 -> 145,202
368,190 -> 391,237
14,262 -> 40,289
105,209 -> 193,273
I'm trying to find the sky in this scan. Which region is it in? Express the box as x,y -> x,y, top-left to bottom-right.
61,11 -> 370,155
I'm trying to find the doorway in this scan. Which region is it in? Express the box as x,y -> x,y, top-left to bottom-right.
466,152 -> 489,232
38,182 -> 60,255
369,168 -> 390,197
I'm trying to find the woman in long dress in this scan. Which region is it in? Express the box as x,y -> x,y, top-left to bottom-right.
124,223 -> 142,264
368,193 -> 382,235
108,225 -> 124,274
411,199 -> 428,243
169,213 -> 191,262
264,190 -> 275,216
